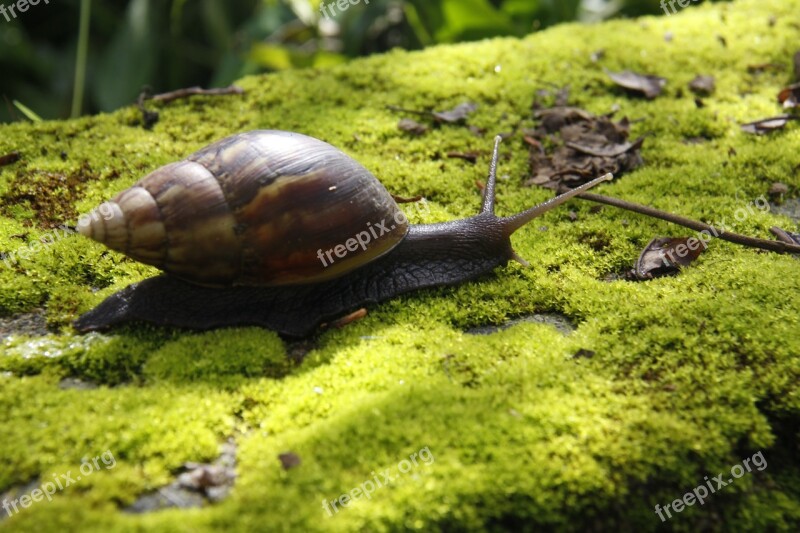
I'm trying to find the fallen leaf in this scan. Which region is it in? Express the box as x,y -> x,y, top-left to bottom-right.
768,182 -> 789,201
278,452 -> 301,470
524,106 -> 644,191
566,137 -> 645,158
778,83 -> 800,109
741,115 -> 798,134
0,151 -> 21,167
770,227 -> 800,245
534,106 -> 594,131
432,102 -> 478,123
398,118 -> 429,135
632,237 -> 707,280
177,464 -> 236,491
606,69 -> 667,99
688,75 -> 716,96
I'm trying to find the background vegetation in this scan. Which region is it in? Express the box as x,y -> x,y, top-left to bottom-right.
0,0 -> 728,123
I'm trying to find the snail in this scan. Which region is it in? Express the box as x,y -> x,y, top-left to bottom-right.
73,130 -> 611,337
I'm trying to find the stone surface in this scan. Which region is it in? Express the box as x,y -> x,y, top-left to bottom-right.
0,0 -> 799,530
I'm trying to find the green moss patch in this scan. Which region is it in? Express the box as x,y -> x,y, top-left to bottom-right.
1,0 -> 799,530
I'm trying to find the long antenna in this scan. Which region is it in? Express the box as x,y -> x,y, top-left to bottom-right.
481,135 -> 503,215
503,173 -> 613,234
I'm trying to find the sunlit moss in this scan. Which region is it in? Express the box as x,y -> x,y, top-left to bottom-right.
0,0 -> 799,530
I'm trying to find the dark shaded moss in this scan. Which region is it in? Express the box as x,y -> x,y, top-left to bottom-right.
0,0 -> 799,531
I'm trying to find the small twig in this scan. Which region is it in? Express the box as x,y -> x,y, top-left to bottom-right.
321,308 -> 368,330
148,85 -> 244,104
446,151 -> 479,164
578,192 -> 800,254
136,91 -> 159,130
391,194 -> 424,204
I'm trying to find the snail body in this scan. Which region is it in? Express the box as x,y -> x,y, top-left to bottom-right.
74,131 -> 610,337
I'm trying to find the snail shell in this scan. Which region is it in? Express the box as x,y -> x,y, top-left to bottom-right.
78,130 -> 409,286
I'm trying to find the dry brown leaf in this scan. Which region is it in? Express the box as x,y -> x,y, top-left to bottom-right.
398,118 -> 429,135
432,102 -> 478,123
632,237 -> 707,280
606,69 -> 667,99
0,151 -> 21,167
177,464 -> 236,491
566,137 -> 645,158
778,83 -> 800,109
688,75 -> 716,96
525,106 -> 643,191
770,227 -> 800,246
741,115 -> 798,134
278,452 -> 302,470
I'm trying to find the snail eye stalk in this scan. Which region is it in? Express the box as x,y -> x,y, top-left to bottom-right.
502,173 -> 613,235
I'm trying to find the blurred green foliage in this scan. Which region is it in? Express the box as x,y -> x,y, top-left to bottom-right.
0,0 -> 722,122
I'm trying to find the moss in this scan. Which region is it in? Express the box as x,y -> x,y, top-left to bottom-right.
143,329 -> 291,386
1,0 -> 800,530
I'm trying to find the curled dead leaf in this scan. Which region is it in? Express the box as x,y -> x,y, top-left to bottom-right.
770,227 -> 800,246
525,106 -> 643,191
278,452 -> 302,470
632,237 -> 707,280
778,83 -> 800,109
398,118 -> 429,135
432,102 -> 478,123
606,69 -> 667,99
741,115 -> 798,134
688,75 -> 716,96
0,151 -> 21,167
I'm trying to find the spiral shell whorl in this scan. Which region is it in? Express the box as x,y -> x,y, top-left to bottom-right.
78,131 -> 409,287
79,159 -> 240,285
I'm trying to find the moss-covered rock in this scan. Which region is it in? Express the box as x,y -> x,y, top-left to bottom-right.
1,0 -> 799,530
